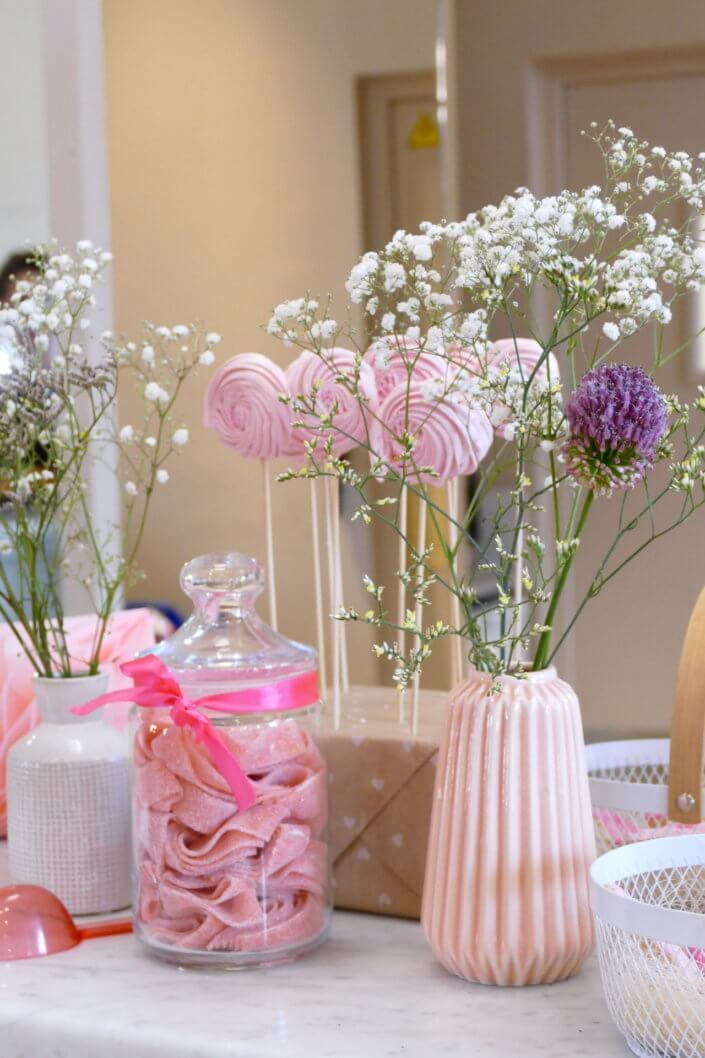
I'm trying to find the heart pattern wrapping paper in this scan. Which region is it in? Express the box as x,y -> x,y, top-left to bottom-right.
322,686 -> 445,920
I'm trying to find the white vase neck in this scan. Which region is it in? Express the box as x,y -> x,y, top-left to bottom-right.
465,664 -> 559,687
33,672 -> 109,725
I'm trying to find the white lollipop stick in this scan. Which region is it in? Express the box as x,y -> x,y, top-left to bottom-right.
324,476 -> 341,725
332,478 -> 349,695
310,478 -> 327,693
397,486 -> 408,725
262,459 -> 278,630
448,478 -> 464,687
411,501 -> 427,736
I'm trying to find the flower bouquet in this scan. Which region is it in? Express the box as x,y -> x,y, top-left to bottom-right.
0,241 -> 218,678
0,240 -> 217,911
258,122 -> 705,982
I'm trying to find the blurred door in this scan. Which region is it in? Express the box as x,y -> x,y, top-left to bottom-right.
359,71 -> 441,245
358,71 -> 458,689
447,0 -> 705,735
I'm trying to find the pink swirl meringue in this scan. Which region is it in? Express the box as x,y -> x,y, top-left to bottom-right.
487,338 -> 560,387
362,337 -> 449,401
203,353 -> 298,460
486,338 -> 561,439
446,338 -> 560,386
447,339 -> 561,440
369,380 -> 492,486
286,347 -> 377,457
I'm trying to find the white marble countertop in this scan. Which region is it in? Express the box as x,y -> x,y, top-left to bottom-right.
0,842 -> 626,1058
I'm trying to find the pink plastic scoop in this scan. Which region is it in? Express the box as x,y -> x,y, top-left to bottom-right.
0,884 -> 132,960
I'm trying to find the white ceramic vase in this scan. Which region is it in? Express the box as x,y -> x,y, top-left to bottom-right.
7,672 -> 130,915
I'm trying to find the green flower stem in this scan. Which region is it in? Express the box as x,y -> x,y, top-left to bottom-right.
533,490 -> 594,670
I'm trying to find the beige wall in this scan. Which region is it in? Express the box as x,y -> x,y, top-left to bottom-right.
452,0 -> 705,209
449,0 -> 705,735
104,0 -> 437,674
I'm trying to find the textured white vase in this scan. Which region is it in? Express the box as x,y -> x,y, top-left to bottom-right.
7,672 -> 130,915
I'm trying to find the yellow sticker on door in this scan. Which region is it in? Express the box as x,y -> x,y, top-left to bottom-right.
408,112 -> 439,150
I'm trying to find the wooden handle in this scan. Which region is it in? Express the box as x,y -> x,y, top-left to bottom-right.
668,585 -> 705,823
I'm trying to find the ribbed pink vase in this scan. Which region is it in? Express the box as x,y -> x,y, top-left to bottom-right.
422,666 -> 596,986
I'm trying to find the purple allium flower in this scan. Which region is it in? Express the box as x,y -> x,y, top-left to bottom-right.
561,363 -> 668,496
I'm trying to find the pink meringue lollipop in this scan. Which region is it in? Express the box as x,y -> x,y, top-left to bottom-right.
448,338 -> 561,439
203,353 -> 296,629
486,338 -> 561,439
363,337 -> 448,401
487,337 -> 560,387
446,338 -> 560,387
286,348 -> 376,713
203,352 -> 297,460
286,348 -> 377,458
369,380 -> 492,487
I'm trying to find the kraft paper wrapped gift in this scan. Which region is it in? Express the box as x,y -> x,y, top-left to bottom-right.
322,685 -> 446,920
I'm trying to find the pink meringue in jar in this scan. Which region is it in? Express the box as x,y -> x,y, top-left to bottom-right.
130,553 -> 331,967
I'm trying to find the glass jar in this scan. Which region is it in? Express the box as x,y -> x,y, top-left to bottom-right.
130,553 -> 330,967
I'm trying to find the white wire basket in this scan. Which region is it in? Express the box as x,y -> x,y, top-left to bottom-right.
586,587 -> 705,854
586,738 -> 705,854
591,834 -> 705,1058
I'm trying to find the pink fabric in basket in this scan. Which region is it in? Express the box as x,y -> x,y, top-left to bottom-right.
134,715 -> 328,953
593,807 -> 705,847
0,609 -> 155,834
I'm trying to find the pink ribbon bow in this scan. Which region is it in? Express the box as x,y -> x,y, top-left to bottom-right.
72,654 -> 319,812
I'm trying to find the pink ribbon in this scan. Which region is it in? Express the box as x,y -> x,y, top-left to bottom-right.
72,654 -> 319,812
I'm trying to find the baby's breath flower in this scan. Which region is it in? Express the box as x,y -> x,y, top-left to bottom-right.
144,381 -> 168,404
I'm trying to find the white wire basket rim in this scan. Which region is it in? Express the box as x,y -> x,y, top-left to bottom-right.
586,738 -> 705,814
591,834 -> 705,948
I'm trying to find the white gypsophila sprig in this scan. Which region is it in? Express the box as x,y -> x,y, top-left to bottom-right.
0,240 -> 112,350
109,322 -> 215,517
0,240 -> 217,677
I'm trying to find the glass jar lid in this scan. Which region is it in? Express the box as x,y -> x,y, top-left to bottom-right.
152,553 -> 316,691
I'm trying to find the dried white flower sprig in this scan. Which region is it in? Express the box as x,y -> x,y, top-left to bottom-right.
0,241 -> 217,677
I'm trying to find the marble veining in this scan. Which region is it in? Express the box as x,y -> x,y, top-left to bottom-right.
0,841 -> 625,1057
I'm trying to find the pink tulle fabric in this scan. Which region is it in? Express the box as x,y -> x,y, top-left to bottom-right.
0,609 -> 155,834
133,714 -> 328,953
369,380 -> 493,486
286,348 -> 377,457
203,352 -> 299,460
